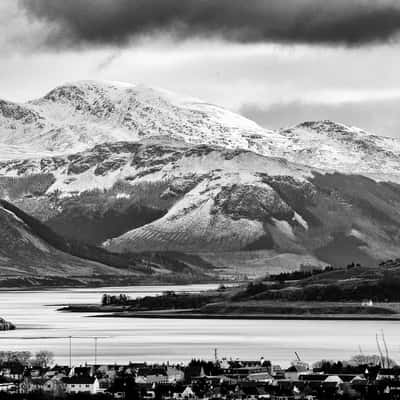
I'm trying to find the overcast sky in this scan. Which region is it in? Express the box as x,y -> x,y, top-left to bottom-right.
1,0 -> 400,137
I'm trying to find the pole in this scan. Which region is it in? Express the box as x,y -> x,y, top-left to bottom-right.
94,337 -> 98,366
69,336 -> 72,368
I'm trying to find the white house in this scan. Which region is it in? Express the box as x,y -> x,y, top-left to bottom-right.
64,376 -> 100,394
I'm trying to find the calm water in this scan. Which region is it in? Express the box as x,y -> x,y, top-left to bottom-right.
0,284 -> 399,367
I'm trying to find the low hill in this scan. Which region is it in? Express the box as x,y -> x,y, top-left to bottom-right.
61,261 -> 400,319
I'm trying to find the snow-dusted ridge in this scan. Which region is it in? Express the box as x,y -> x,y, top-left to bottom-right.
275,120 -> 400,182
0,80 -> 271,160
1,80 -> 400,182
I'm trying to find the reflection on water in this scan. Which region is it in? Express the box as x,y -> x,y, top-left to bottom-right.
0,284 -> 399,366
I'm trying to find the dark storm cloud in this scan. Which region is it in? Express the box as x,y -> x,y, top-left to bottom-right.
19,0 -> 400,47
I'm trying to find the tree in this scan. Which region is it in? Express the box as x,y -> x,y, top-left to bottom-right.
34,351 -> 54,367
102,294 -> 110,305
0,351 -> 32,365
350,354 -> 397,368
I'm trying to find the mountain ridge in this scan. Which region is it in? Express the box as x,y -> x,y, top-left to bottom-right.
2,80 -> 400,183
2,80 -> 400,279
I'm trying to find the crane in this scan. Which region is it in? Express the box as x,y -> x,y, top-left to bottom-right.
376,333 -> 385,368
381,330 -> 390,368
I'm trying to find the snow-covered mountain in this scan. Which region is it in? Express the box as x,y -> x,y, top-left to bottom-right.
2,80 -> 400,182
2,80 -> 400,277
0,80 -> 270,160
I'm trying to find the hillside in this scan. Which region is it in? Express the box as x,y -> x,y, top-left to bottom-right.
1,138 -> 400,274
0,200 -> 214,287
0,199 -> 128,285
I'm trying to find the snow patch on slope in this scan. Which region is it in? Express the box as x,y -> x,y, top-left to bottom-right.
293,212 -> 308,230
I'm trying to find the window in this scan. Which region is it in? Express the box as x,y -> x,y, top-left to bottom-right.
86,384 -> 90,388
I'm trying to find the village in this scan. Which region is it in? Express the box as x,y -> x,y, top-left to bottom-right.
0,352 -> 400,400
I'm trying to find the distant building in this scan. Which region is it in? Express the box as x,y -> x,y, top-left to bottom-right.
361,299 -> 374,307
173,386 -> 196,400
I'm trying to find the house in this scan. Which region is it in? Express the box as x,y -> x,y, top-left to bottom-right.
173,386 -> 196,400
136,367 -> 169,384
285,366 -> 303,381
227,366 -> 270,381
0,382 -> 16,392
43,365 -> 71,380
0,362 -> 25,381
377,368 -> 400,381
64,375 -> 100,394
323,375 -> 344,388
350,375 -> 367,386
71,365 -> 94,377
167,367 -> 185,383
248,372 -> 273,383
43,375 -> 68,397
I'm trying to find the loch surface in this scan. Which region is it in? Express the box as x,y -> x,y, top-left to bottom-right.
0,285 -> 398,366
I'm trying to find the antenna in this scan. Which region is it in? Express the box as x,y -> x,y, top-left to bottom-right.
214,348 -> 218,363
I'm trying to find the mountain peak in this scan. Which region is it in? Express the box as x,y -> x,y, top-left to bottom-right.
290,120 -> 366,135
1,80 -> 267,159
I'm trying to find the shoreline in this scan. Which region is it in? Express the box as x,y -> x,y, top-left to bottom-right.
59,298 -> 400,321
92,311 -> 400,321
0,281 -> 231,292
